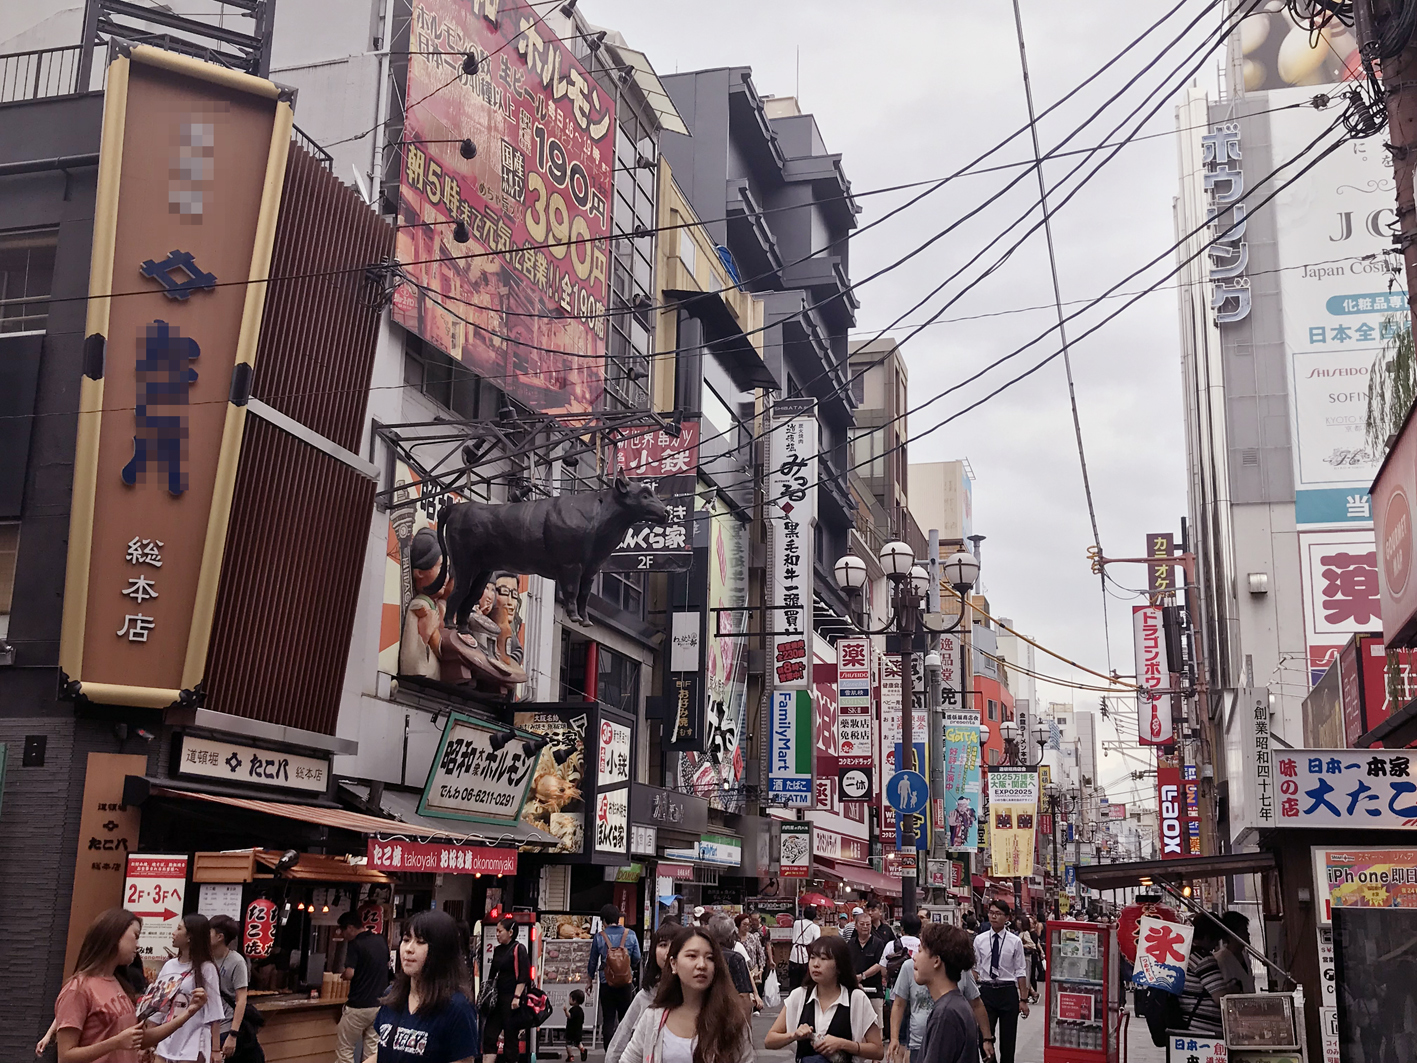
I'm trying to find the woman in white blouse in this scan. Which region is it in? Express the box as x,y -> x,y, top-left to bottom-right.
765,936 -> 884,1063
619,926 -> 754,1063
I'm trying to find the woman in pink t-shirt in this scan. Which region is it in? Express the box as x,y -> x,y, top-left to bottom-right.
52,908 -> 210,1063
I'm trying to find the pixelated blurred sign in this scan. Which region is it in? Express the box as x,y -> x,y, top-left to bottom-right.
60,46 -> 292,707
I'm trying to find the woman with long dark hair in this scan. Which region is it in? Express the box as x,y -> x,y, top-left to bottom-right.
372,909 -> 479,1063
51,908 -> 211,1063
152,913 -> 225,1063
480,917 -> 530,1063
765,935 -> 883,1063
605,923 -> 677,1063
618,925 -> 752,1063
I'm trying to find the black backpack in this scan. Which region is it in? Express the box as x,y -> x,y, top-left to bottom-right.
885,940 -> 913,990
1134,987 -> 1201,1048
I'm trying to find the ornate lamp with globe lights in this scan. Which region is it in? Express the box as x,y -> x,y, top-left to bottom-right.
832,538 -> 982,915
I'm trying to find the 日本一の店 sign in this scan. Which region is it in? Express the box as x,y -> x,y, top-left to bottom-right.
60,46 -> 292,709
1276,750 -> 1417,828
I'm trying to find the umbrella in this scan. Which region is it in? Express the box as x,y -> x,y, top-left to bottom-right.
799,891 -> 833,909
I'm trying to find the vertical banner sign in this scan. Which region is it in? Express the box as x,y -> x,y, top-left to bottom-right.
394,0 -> 616,416
1146,533 -> 1175,605
1133,606 -> 1172,745
779,821 -> 811,876
60,46 -> 293,707
65,753 -> 148,976
812,662 -> 838,810
836,638 -> 873,792
938,633 -> 962,708
1157,753 -> 1186,860
769,689 -> 813,806
988,770 -> 1038,876
942,711 -> 982,852
881,655 -> 928,850
768,399 -> 818,689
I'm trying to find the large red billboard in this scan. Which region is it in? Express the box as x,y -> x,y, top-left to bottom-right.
392,0 -> 616,414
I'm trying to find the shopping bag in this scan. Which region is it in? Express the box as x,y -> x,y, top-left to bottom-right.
763,969 -> 781,1009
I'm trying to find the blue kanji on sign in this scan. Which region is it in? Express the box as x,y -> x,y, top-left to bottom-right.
120,320 -> 199,496
138,249 -> 216,301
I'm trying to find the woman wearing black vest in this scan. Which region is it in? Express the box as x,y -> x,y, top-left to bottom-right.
765,935 -> 884,1063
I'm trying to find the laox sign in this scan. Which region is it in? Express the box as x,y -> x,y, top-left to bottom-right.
1160,784 -> 1183,856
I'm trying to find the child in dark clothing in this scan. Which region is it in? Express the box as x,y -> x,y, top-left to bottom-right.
564,988 -> 587,1061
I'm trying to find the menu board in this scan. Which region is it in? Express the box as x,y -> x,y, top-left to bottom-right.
539,914 -> 597,1033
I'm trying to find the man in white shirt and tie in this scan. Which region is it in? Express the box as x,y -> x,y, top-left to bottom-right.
973,900 -> 1030,1063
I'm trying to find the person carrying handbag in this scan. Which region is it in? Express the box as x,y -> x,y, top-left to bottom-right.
481,918 -> 529,1063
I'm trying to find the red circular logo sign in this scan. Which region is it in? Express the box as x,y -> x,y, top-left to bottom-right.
1384,487 -> 1413,598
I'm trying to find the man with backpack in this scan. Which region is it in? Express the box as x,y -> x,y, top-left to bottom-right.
587,904 -> 641,1048
1136,914 -> 1225,1047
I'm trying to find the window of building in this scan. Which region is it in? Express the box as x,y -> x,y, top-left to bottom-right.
701,380 -> 735,436
597,644 -> 641,713
0,523 -> 16,637
849,372 -> 865,405
987,699 -> 998,721
0,229 -> 57,333
987,747 -> 1000,766
402,329 -> 487,420
604,91 -> 656,414
597,570 -> 644,619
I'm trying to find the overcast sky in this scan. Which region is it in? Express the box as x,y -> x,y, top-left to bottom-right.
591,0 -> 1230,805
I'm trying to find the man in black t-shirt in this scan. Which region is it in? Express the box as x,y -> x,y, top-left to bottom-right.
847,910 -> 887,1025
337,912 -> 391,1063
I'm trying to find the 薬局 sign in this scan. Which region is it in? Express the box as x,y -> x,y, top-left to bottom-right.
419,712 -> 540,825
1299,529 -> 1380,684
367,839 -> 517,876
125,854 -> 188,964
779,822 -> 811,877
768,399 -> 817,688
769,689 -> 813,806
392,0 -> 615,416
1276,750 -> 1417,828
177,735 -> 329,793
59,47 -> 292,709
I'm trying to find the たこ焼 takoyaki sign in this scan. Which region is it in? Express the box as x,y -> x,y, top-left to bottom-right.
418,712 -> 541,825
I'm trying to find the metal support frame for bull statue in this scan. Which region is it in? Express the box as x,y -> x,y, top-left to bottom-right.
372,408 -> 685,509
375,408 -> 680,629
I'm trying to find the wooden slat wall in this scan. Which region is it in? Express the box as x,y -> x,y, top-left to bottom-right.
202,146 -> 393,734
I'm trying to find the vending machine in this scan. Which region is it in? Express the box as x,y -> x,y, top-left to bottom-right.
1043,919 -> 1121,1063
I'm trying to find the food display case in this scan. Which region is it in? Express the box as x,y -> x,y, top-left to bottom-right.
1221,993 -> 1308,1063
1043,920 -> 1121,1063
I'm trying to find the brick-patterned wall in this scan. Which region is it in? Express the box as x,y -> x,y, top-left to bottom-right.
0,716 -> 154,1057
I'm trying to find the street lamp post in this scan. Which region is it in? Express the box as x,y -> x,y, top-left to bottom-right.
835,543 -> 980,918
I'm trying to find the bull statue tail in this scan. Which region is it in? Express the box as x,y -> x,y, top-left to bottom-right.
425,503 -> 451,595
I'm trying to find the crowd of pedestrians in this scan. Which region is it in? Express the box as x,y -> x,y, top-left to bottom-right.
58,895 -> 1268,1063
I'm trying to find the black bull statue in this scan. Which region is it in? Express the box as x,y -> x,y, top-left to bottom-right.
429,474 -> 668,627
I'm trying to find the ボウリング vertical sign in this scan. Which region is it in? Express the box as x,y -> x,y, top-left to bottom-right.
60,46 -> 292,707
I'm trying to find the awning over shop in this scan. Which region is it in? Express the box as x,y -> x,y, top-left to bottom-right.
251,849 -> 393,884
344,783 -> 559,848
1075,851 -> 1276,891
815,857 -> 901,896
130,778 -> 556,847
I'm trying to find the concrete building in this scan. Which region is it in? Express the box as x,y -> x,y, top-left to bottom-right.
658,71 -> 860,622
